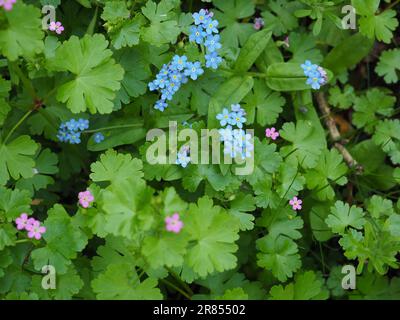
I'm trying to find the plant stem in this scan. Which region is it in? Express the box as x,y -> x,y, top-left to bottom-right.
3,109 -> 34,144
166,267 -> 194,296
219,67 -> 268,78
315,92 -> 362,173
15,239 -> 30,244
382,0 -> 400,12
159,278 -> 192,300
83,123 -> 144,134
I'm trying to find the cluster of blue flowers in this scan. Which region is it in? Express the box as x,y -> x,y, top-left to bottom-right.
217,104 -> 254,159
148,55 -> 202,111
190,9 -> 222,70
57,118 -> 89,144
301,60 -> 328,90
176,145 -> 191,168
148,9 -> 222,112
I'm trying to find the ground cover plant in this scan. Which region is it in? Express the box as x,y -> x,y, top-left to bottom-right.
0,0 -> 400,300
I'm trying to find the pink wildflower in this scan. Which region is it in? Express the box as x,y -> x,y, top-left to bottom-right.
0,0 -> 16,11
49,21 -> 64,34
78,190 -> 94,208
15,213 -> 34,230
289,196 -> 302,211
265,127 -> 280,140
165,213 -> 184,233
26,220 -> 46,240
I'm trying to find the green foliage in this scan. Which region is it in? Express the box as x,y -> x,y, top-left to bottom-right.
375,48 -> 400,84
0,2 -> 44,61
0,0 -> 399,302
352,0 -> 399,44
49,34 -> 124,114
269,271 -> 329,300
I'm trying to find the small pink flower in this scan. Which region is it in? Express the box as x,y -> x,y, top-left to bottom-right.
0,0 -> 16,11
27,220 -> 46,240
49,21 -> 64,34
265,127 -> 280,140
165,213 -> 184,233
15,213 -> 32,230
289,196 -> 302,211
78,190 -> 94,208
253,17 -> 264,30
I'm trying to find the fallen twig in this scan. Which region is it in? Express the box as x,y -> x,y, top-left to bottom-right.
315,92 -> 363,174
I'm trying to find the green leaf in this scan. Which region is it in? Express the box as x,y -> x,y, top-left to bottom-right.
266,62 -> 333,91
367,195 -> 394,219
375,49 -> 400,84
0,224 -> 16,251
110,18 -> 142,49
256,234 -> 301,282
141,0 -> 181,46
0,187 -> 32,222
90,149 -> 143,185
182,164 -> 241,192
101,1 -> 130,23
0,2 -> 44,61
269,271 -> 329,300
15,148 -> 59,195
0,135 -> 39,186
142,233 -> 188,269
276,162 -> 306,199
184,197 -> 240,277
207,76 -> 254,129
51,34 -> 124,114
258,206 -> 304,240
323,33 -> 374,74
287,32 -> 323,64
350,272 -> 400,300
234,30 -> 272,72
0,77 -> 11,127
229,194 -> 256,231
305,149 -> 348,200
31,205 -> 88,274
213,0 -> 255,49
101,176 -> 154,240
325,201 -> 366,235
245,138 -> 282,187
261,0 -> 300,37
113,45 -> 152,105
31,266 -> 84,300
40,0 -> 61,7
243,79 -> 285,126
353,88 -> 395,133
280,120 -> 324,169
351,139 -> 396,191
215,288 -> 249,300
352,0 -> 399,43
310,202 -> 334,242
92,263 -> 163,299
87,125 -> 146,151
373,119 -> 400,165
328,85 -> 356,110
